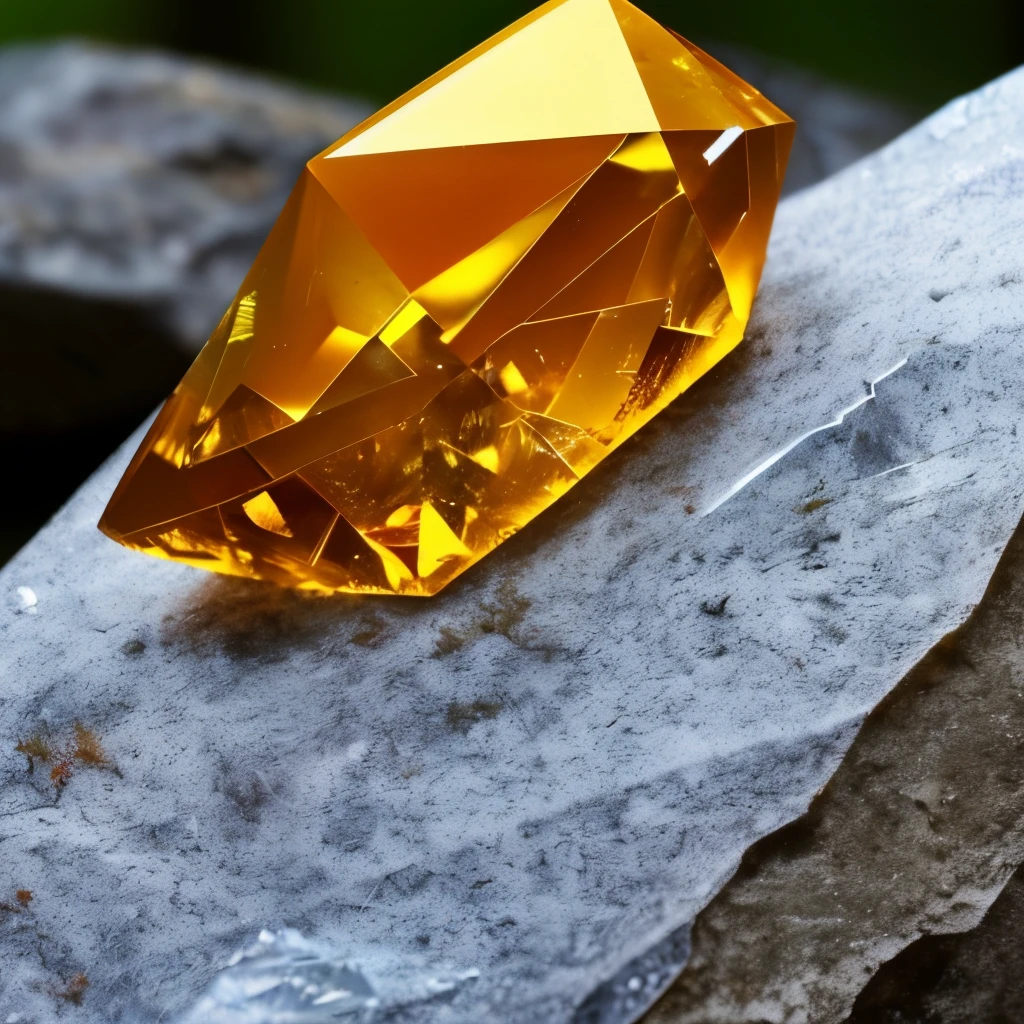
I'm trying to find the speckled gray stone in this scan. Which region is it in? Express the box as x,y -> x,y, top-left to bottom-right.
645,459 -> 1024,1024
2,67 -> 1024,1024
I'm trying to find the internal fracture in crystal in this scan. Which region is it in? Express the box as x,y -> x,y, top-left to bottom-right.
99,0 -> 794,596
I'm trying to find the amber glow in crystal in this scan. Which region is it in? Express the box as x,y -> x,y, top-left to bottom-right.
99,0 -> 794,596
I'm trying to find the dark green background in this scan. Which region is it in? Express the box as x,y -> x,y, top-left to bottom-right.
0,0 -> 1021,110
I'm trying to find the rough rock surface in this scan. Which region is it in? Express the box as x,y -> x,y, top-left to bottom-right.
846,863 -> 1024,1023
645,495 -> 1024,1023
2,67 -> 1024,1024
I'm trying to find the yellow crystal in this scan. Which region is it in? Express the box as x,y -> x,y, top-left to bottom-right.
99,0 -> 794,596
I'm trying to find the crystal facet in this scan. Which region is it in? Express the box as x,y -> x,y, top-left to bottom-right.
99,0 -> 794,596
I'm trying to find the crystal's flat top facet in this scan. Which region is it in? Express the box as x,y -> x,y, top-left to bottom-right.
99,0 -> 794,596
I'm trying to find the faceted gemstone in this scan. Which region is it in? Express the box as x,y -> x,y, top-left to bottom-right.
99,0 -> 794,596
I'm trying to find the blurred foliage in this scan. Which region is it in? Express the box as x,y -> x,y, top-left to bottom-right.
0,0 -> 1021,109
0,0 -> 161,46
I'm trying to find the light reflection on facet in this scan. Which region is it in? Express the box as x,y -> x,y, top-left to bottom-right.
99,0 -> 793,596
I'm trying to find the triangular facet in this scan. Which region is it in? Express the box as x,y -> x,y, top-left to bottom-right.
417,501 -> 472,579
608,0 -> 757,131
415,172 -> 588,332
307,337 -> 416,418
225,475 -> 338,561
520,413 -> 607,476
663,129 -> 750,253
191,385 -> 294,464
530,215 -> 656,321
310,135 -> 618,291
712,123 -> 792,323
484,416 -> 580,532
474,311 -> 599,414
661,128 -> 751,323
101,443 -> 270,540
546,299 -> 668,435
198,291 -> 258,428
327,0 -> 657,156
323,0 -> 574,157
236,172 -> 409,417
309,510 -> 401,592
450,144 -> 681,365
627,192 -> 697,305
673,33 -> 794,128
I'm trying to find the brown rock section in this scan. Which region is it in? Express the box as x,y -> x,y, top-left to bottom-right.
845,862 -> 1024,1023
644,510 -> 1024,1023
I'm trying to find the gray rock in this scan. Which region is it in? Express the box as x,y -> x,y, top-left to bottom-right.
3,63 -> 1024,1024
0,42 -> 368,434
0,42 -> 368,350
846,864 -> 1024,1023
645,488 -> 1024,1023
177,927 -> 480,1024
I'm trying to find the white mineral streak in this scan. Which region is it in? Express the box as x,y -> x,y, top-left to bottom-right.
173,927 -> 481,1024
2,67 -> 1024,1024
700,357 -> 909,516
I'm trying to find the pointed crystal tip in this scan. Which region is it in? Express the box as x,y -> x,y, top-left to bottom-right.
99,0 -> 794,596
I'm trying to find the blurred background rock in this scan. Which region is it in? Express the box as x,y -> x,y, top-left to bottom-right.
0,0 -> 1021,565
